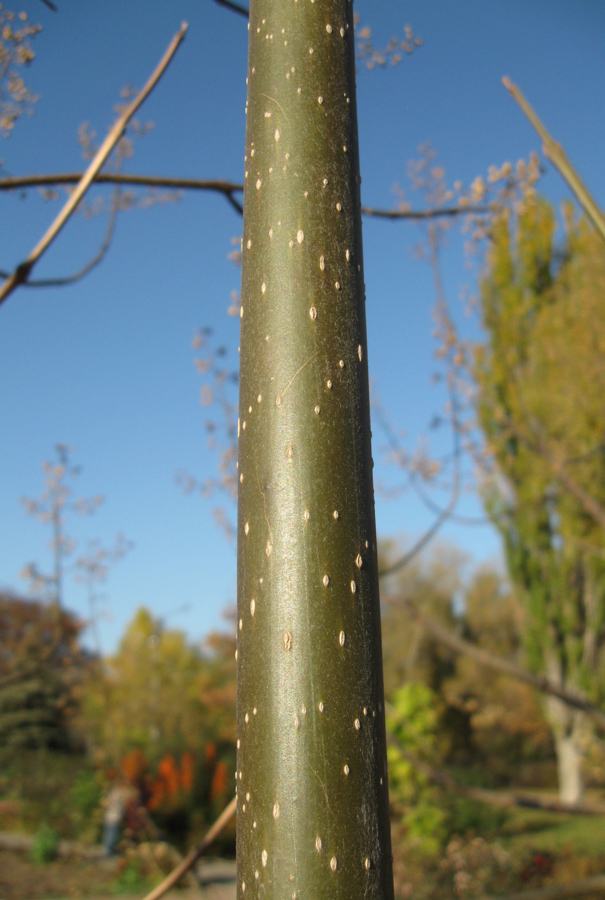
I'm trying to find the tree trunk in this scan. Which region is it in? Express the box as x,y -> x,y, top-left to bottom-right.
544,685 -> 585,805
554,729 -> 584,805
236,2 -> 394,899
547,708 -> 585,805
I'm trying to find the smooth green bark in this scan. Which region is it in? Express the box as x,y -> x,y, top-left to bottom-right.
236,2 -> 394,898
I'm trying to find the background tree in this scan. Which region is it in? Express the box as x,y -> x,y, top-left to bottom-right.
443,566 -> 553,786
0,591 -> 85,756
20,444 -> 104,607
381,547 -> 554,794
0,5 -> 39,136
82,606 -> 234,764
473,196 -> 605,803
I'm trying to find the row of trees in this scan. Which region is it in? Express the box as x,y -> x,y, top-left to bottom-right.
3,544 -> 604,873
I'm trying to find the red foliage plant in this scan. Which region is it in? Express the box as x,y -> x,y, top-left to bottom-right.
210,760 -> 229,803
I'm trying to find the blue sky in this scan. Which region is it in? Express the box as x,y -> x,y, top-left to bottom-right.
1,0 -> 604,653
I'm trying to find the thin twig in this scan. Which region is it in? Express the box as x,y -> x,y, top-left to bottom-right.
0,185 -> 122,287
211,0 -> 249,16
361,203 -> 489,220
0,174 -> 487,223
378,225 -> 463,579
378,502 -> 454,579
140,795 -> 237,900
0,173 -> 244,213
0,22 -> 188,308
503,76 -> 605,246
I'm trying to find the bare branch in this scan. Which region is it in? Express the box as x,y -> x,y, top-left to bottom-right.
0,172 -> 244,212
361,203 -> 489,220
0,21 -> 188,308
140,795 -> 237,900
39,0 -> 58,10
211,0 -> 249,16
0,175 -> 489,224
0,185 -> 122,287
378,505 -> 454,579
378,225 -> 464,579
503,76 -> 605,246
400,597 -> 605,731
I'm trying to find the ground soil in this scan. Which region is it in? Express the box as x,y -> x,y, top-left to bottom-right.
0,850 -> 236,900
0,849 -> 118,900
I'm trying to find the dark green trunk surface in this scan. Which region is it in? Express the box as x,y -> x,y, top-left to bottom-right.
236,3 -> 394,898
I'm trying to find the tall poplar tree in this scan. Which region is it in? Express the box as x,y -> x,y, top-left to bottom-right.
475,197 -> 605,803
236,2 -> 394,898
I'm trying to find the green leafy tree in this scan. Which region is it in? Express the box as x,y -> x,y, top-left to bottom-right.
236,2 -> 393,897
474,196 -> 605,802
387,682 -> 447,856
381,548 -> 552,785
83,606 -> 224,762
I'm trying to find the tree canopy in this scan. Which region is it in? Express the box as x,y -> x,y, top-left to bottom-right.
474,196 -> 605,801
